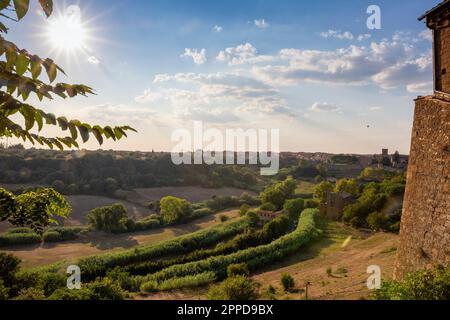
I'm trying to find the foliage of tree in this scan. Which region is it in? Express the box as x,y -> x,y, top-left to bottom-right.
260,176 -> 297,210
281,273 -> 295,292
0,280 -> 8,300
227,263 -> 250,277
208,275 -> 259,300
0,252 -> 20,288
342,175 -> 405,229
0,187 -> 70,234
334,178 -> 360,197
87,203 -> 128,234
314,181 -> 334,204
0,0 -> 136,150
159,196 -> 193,225
239,203 -> 250,216
372,265 -> 450,300
283,198 -> 305,221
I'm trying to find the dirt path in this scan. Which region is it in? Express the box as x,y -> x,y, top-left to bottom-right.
0,209 -> 240,268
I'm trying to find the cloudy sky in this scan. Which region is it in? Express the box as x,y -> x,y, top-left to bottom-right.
5,0 -> 441,154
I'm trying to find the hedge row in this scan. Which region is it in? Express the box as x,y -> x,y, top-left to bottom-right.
78,217 -> 251,280
0,227 -> 87,247
124,214 -> 290,276
141,272 -> 216,293
140,209 -> 321,286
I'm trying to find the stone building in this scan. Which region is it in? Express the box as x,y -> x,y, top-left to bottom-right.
319,191 -> 355,220
394,0 -> 450,279
257,210 -> 283,225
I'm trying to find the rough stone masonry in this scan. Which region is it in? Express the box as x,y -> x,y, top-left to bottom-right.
394,94 -> 450,279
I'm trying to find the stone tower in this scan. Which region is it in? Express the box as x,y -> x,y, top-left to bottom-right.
394,0 -> 450,279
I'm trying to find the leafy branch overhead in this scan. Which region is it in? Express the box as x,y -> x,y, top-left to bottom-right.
0,0 -> 137,150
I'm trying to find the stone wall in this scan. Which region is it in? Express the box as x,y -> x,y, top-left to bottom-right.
438,27 -> 450,93
394,95 -> 450,279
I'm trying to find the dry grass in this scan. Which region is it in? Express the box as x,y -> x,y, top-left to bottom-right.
0,209 -> 240,268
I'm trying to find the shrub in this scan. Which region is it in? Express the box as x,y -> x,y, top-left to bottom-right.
106,267 -> 139,292
0,253 -> 21,287
78,218 -> 250,280
372,265 -> 450,300
219,215 -> 229,223
87,204 -> 128,234
208,276 -> 259,300
262,214 -> 290,241
283,198 -> 305,221
143,209 -> 320,284
141,272 -> 216,293
367,212 -> 388,231
160,196 -> 193,225
0,280 -> 8,300
326,267 -> 332,276
260,177 -> 297,210
260,202 -> 277,212
132,218 -> 161,232
191,208 -> 212,218
87,278 -> 126,300
15,288 -> 46,300
227,263 -> 250,277
48,288 -> 91,300
281,273 -> 295,292
0,232 -> 41,246
239,204 -> 250,216
40,272 -> 67,297
265,285 -> 276,300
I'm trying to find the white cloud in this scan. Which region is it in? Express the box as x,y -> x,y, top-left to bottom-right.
216,43 -> 272,66
311,102 -> 341,113
142,71 -> 294,122
134,89 -> 162,103
87,56 -> 100,65
213,25 -> 223,32
406,81 -> 433,94
419,30 -> 432,41
320,30 -> 354,40
180,48 -> 207,65
357,34 -> 371,41
369,106 -> 383,111
253,37 -> 432,90
254,19 -> 269,29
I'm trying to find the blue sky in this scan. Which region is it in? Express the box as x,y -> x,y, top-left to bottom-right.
5,0 -> 441,153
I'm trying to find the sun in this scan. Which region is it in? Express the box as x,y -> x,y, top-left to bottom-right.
47,14 -> 87,52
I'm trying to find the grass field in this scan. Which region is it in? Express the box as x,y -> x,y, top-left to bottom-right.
295,180 -> 317,195
0,209 -> 240,268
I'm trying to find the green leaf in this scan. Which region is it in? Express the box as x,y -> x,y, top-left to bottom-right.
0,0 -> 10,11
38,0 -> 53,17
113,127 -> 124,140
43,58 -> 57,82
57,116 -> 68,131
30,57 -> 42,80
19,105 -> 35,131
67,122 -> 78,140
13,0 -> 30,20
16,52 -> 28,75
5,48 -> 17,71
92,127 -> 103,145
77,124 -> 90,143
0,22 -> 8,33
103,126 -> 116,141
44,113 -> 56,125
35,111 -> 43,131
